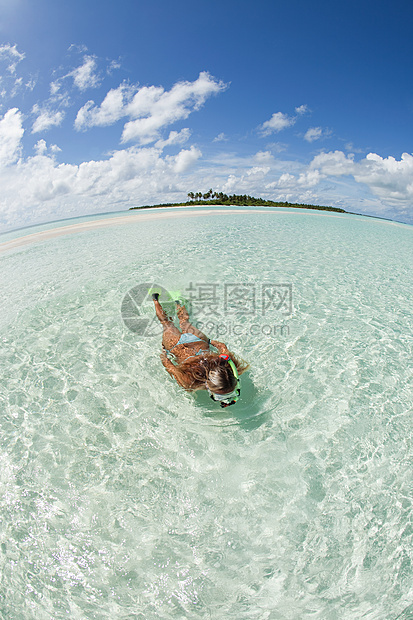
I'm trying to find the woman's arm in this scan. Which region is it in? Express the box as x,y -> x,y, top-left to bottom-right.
209,340 -> 230,355
160,353 -> 193,389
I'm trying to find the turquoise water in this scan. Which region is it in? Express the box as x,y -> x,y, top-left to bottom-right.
1,208 -> 412,619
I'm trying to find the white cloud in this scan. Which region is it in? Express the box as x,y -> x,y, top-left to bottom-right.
171,146 -> 202,173
2,136 -> 413,231
68,43 -> 88,54
260,106 -> 314,139
306,149 -> 413,211
69,55 -> 100,91
344,142 -> 365,154
276,173 -> 296,186
122,72 -> 227,144
0,108 -> 24,166
309,150 -> 355,176
304,127 -> 332,142
0,44 -> 25,74
354,152 -> 413,202
34,139 -> 47,155
304,127 -> 323,142
75,72 -> 227,145
221,174 -> 238,193
246,165 -> 270,177
0,45 -> 34,99
253,150 -> 274,164
25,78 -> 36,92
31,105 -> 65,133
295,104 -> 309,115
36,53 -> 116,125
266,141 -> 287,153
216,161 -> 321,206
265,171 -> 319,191
0,68 -> 228,230
155,128 -> 192,149
74,82 -> 134,130
107,59 -> 122,74
0,142 -> 204,230
50,81 -> 61,96
11,77 -> 22,94
298,169 -> 322,186
33,140 -> 60,156
254,149 -> 413,219
259,111 -> 295,136
213,132 -> 228,142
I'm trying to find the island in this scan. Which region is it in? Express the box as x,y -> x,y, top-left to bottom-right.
129,190 -> 347,213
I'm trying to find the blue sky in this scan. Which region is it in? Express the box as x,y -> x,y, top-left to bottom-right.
0,0 -> 412,231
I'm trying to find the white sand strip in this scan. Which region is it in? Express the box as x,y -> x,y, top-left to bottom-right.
0,206 -> 349,254
0,208 -> 275,253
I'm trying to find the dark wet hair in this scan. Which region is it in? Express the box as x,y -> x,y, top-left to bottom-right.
206,357 -> 238,394
178,352 -> 249,392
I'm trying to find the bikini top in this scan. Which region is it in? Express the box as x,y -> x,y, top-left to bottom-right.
165,332 -> 211,359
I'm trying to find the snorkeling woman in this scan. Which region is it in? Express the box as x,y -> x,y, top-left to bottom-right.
152,294 -> 249,407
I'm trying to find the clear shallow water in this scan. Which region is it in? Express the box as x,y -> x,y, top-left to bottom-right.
0,208 -> 412,619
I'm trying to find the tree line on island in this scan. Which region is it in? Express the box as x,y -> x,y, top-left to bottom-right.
130,190 -> 347,213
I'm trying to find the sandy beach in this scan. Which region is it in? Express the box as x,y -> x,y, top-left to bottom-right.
0,206 -> 350,254
0,209 -> 261,253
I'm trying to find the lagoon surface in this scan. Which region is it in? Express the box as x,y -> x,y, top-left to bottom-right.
1,207 -> 412,619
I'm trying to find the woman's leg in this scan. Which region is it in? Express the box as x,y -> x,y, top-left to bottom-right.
175,302 -> 209,342
153,295 -> 181,350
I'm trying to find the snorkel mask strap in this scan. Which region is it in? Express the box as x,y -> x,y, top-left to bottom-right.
219,354 -> 239,382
